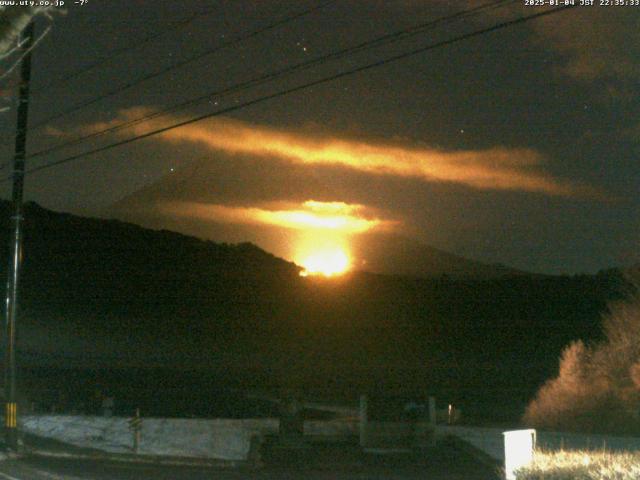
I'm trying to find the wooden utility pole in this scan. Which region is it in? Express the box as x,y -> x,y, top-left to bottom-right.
4,21 -> 35,452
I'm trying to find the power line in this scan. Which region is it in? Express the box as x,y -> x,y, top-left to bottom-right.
3,5 -> 574,183
31,5 -> 222,95
314,0 -> 516,59
11,0 -> 336,139
25,0 -> 516,163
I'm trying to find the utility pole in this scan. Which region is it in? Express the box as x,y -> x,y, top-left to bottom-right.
4,21 -> 35,452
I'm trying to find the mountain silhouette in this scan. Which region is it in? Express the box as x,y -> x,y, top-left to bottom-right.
108,155 -> 525,279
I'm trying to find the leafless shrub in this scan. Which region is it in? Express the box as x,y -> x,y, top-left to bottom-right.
524,274 -> 640,433
516,449 -> 640,480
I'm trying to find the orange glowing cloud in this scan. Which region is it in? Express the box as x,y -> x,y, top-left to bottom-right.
85,108 -> 600,198
159,200 -> 395,234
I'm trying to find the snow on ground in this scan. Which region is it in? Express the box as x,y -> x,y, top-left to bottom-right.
20,415 -> 279,460
20,415 -> 359,461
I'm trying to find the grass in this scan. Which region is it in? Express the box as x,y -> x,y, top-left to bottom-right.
515,449 -> 640,480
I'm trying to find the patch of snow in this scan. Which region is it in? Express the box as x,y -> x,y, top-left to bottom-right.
20,416 -> 360,461
20,415 -> 279,460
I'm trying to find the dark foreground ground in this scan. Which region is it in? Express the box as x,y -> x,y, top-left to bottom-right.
0,442 -> 501,480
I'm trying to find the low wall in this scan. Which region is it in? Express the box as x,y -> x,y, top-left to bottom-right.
21,415 -> 279,460
437,425 -> 505,460
21,415 -> 361,461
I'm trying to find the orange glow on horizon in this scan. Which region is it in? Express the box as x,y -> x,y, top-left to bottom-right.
299,247 -> 351,277
159,200 -> 372,278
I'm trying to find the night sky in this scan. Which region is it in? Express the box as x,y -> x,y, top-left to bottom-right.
0,0 -> 638,275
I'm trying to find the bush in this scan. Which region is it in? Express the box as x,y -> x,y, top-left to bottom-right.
515,450 -> 640,480
524,275 -> 640,433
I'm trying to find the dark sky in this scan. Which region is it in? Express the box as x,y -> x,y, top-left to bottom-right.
0,0 -> 638,275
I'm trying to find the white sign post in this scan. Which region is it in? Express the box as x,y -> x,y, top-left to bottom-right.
503,429 -> 536,480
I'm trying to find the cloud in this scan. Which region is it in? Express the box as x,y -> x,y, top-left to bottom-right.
440,2 -> 639,84
530,8 -> 640,82
159,200 -> 397,234
85,108 -> 601,198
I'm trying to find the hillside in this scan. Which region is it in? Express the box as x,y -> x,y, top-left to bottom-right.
0,201 -> 626,419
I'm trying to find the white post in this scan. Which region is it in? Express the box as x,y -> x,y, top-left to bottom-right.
503,429 -> 536,480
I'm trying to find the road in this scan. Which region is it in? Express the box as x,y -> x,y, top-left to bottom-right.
0,445 -> 501,480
